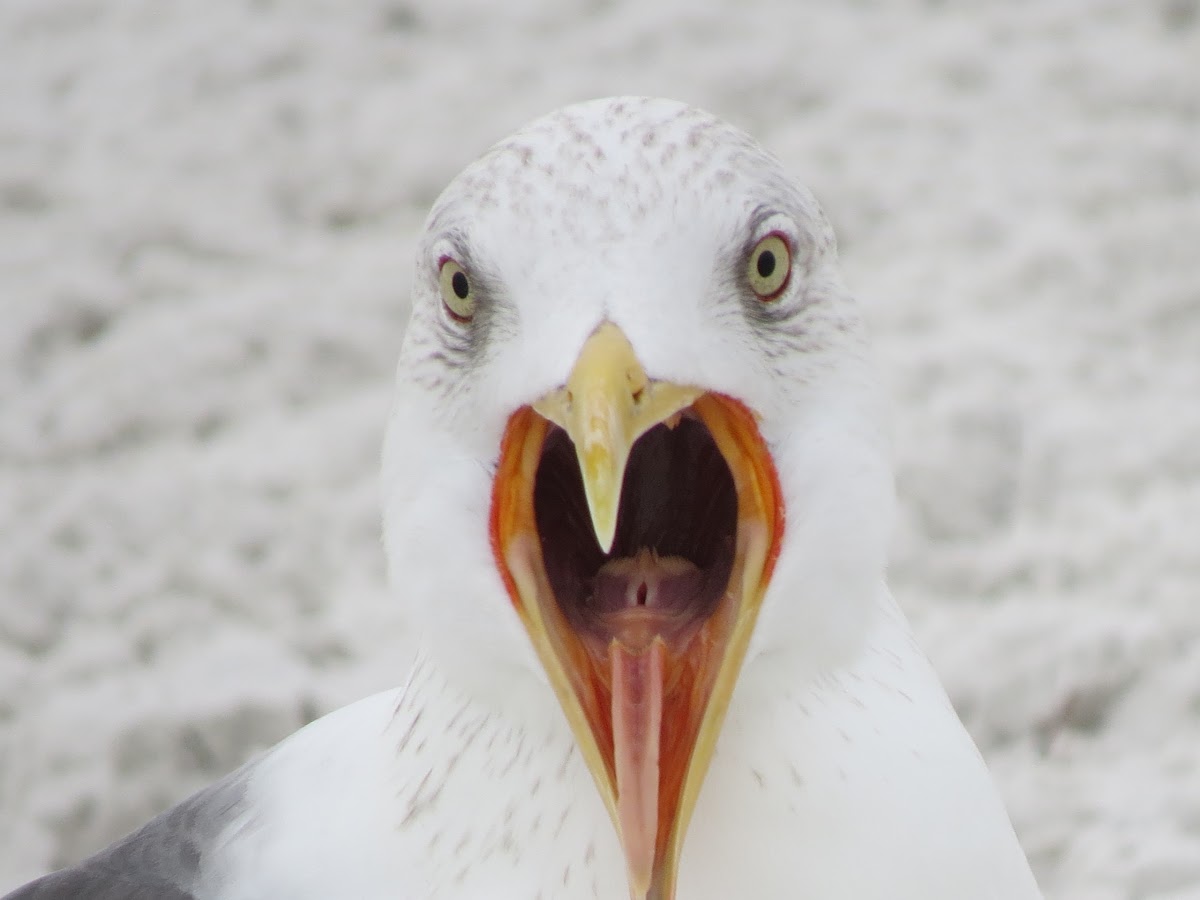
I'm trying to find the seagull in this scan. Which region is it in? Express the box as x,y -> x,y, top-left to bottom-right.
4,97 -> 1042,900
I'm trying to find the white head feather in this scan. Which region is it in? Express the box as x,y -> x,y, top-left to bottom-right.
382,96 -> 894,725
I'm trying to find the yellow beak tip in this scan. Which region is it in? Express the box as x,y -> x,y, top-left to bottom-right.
588,500 -> 618,554
582,456 -> 623,554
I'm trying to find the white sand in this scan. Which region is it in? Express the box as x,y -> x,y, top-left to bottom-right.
1,1 -> 1197,896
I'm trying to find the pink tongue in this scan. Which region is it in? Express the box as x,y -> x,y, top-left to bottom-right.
610,637 -> 666,898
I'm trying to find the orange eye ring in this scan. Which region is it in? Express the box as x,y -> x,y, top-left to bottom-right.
747,233 -> 791,301
439,258 -> 475,322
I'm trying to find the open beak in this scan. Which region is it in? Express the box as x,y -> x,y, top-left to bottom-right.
490,322 -> 784,900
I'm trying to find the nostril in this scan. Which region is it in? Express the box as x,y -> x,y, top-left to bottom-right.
627,368 -> 646,404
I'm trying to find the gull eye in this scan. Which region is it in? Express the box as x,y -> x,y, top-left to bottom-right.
439,258 -> 475,322
746,233 -> 791,301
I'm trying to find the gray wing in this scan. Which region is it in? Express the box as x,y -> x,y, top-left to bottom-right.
3,867 -> 196,900
3,768 -> 250,900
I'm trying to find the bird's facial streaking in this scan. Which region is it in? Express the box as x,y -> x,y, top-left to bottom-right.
382,97 -> 894,900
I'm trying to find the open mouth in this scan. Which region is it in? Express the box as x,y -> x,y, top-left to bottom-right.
490,324 -> 783,900
534,414 -> 736,652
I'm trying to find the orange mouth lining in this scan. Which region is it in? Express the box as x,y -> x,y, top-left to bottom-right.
489,393 -> 783,899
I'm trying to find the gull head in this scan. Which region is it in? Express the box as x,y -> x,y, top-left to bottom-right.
382,96 -> 894,900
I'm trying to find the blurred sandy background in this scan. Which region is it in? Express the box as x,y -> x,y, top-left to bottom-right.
1,1 -> 1198,896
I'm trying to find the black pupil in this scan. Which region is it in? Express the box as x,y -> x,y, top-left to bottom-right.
756,250 -> 776,279
451,270 -> 470,299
